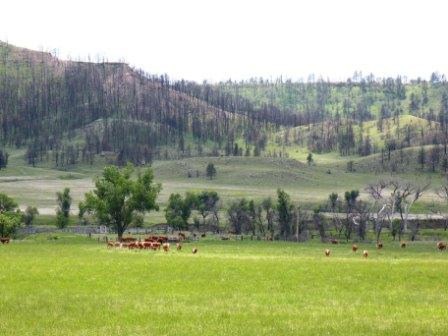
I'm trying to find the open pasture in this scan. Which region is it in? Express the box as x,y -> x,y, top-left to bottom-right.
1,236 -> 448,335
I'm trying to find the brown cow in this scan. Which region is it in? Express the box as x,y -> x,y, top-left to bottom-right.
400,242 -> 407,248
352,244 -> 358,252
192,247 -> 198,254
176,243 -> 182,251
178,232 -> 187,240
437,241 -> 447,251
377,242 -> 383,249
162,243 -> 170,252
0,237 -> 10,244
363,250 -> 369,258
107,241 -> 115,248
330,238 -> 339,245
324,249 -> 331,256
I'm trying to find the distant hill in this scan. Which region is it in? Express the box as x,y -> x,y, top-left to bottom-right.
0,41 -> 448,173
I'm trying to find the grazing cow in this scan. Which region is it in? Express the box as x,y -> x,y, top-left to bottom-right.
400,242 -> 407,248
363,250 -> 369,258
330,238 -> 339,245
178,232 -> 186,240
176,243 -> 182,251
128,242 -> 138,250
0,237 -> 10,244
151,242 -> 161,250
192,247 -> 198,254
107,241 -> 115,248
437,241 -> 447,251
352,244 -> 358,252
324,249 -> 331,256
114,242 -> 121,248
162,243 -> 170,252
377,242 -> 383,249
120,242 -> 130,248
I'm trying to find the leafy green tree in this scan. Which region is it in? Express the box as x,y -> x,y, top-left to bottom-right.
195,191 -> 220,225
56,188 -> 72,228
0,213 -> 20,238
0,193 -> 18,213
23,206 -> 39,226
79,164 -> 161,240
227,198 -> 251,234
277,189 -> 293,240
165,192 -> 196,230
261,197 -> 276,238
343,190 -> 359,241
206,163 -> 217,180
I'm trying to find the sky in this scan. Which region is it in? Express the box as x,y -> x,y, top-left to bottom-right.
1,0 -> 447,82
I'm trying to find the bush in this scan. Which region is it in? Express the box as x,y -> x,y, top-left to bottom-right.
23,206 -> 39,226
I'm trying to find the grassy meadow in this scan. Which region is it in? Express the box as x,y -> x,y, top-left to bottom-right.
1,148 -> 447,223
1,235 -> 448,335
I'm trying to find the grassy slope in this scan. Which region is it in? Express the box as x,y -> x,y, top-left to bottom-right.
1,153 -> 446,227
1,237 -> 447,335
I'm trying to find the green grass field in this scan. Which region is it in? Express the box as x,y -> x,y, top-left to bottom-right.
1,236 -> 448,335
1,153 -> 446,222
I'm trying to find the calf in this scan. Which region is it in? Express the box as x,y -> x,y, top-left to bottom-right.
352,244 -> 358,252
176,243 -> 182,251
400,242 -> 407,248
330,238 -> 339,245
376,242 -> 383,249
192,247 -> 198,254
363,250 -> 369,258
162,243 -> 170,252
107,241 -> 115,248
437,241 -> 447,251
324,249 -> 331,257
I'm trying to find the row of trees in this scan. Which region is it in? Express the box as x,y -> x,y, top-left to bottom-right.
4,164 -> 448,243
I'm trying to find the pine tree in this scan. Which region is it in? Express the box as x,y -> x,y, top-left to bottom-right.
206,163 -> 217,180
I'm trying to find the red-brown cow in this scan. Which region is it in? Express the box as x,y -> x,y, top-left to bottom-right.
437,241 -> 447,251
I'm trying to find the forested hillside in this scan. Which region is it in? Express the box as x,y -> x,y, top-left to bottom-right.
1,41 -> 448,172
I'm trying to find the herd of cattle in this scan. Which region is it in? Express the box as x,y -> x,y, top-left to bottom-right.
324,239 -> 447,257
106,235 -> 198,254
2,235 -> 448,257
